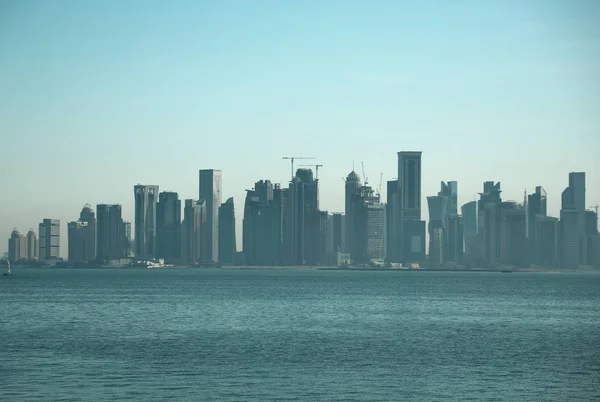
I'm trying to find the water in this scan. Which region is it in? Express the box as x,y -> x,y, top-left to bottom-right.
1,268 -> 599,401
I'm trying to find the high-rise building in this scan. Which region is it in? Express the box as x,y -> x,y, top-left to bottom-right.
397,151 -> 426,262
560,208 -> 580,269
283,170 -> 319,265
446,215 -> 464,263
199,169 -> 222,263
585,210 -> 598,266
67,204 -> 96,263
97,204 -> 126,261
560,172 -> 586,268
386,179 -> 399,262
527,186 -> 547,264
183,199 -> 207,265
534,215 -> 559,267
39,219 -> 60,260
243,180 -> 283,266
26,229 -> 38,260
349,184 -> 383,263
8,229 -> 27,262
218,197 -> 237,265
439,181 -> 458,216
79,204 -> 96,260
331,213 -> 344,264
123,221 -> 132,257
67,221 -> 89,263
134,184 -> 159,260
344,170 -> 361,258
499,202 -> 527,267
156,191 -> 181,261
478,182 -> 502,266
427,195 -> 448,264
461,201 -> 479,264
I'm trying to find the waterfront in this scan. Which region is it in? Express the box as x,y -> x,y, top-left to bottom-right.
1,269 -> 599,401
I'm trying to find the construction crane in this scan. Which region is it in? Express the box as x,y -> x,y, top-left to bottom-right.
298,164 -> 323,180
282,156 -> 315,180
378,173 -> 383,197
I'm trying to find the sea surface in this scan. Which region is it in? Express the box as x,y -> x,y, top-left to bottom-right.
1,268 -> 599,401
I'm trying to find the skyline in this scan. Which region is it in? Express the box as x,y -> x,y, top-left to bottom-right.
1,1 -> 599,253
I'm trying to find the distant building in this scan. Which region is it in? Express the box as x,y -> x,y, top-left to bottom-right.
67,204 -> 96,263
534,215 -> 559,267
560,172 -> 586,268
26,229 -> 38,260
79,204 -> 96,260
39,219 -> 60,260
123,221 -> 132,257
461,201 -> 479,265
183,199 -> 207,265
446,215 -> 464,263
427,195 -> 448,263
244,180 -> 283,266
134,184 -> 159,260
397,151 -> 426,262
282,170 -> 319,265
8,229 -> 27,262
386,179 -> 399,262
344,170 -> 361,258
439,181 -> 458,216
156,191 -> 181,261
332,213 -> 344,256
199,169 -> 222,263
527,186 -> 547,245
499,203 -> 527,267
218,197 -> 237,265
97,204 -> 127,261
68,221 -> 89,263
478,182 -> 502,266
585,210 -> 598,266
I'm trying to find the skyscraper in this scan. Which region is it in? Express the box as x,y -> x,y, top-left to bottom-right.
397,151 -> 426,262
26,229 -> 38,260
67,204 -> 96,263
386,179 -> 399,262
439,181 -> 458,216
218,197 -> 237,265
527,186 -> 547,263
156,191 -> 181,261
183,199 -> 207,265
344,170 -> 361,258
97,204 -> 126,261
427,195 -> 448,264
39,219 -> 60,260
134,184 -> 159,260
461,201 -> 479,265
199,169 -> 222,263
560,172 -> 586,268
8,229 -> 27,262
68,221 -> 89,263
79,204 -> 96,261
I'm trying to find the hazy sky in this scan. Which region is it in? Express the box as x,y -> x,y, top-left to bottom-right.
1,0 -> 599,254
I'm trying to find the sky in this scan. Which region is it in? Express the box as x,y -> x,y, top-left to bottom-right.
1,0 -> 599,254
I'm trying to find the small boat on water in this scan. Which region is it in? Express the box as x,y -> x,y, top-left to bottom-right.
3,260 -> 11,276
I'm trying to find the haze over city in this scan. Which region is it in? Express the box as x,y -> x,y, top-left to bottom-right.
1,0 -> 599,255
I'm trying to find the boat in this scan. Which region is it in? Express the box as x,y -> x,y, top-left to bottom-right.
3,260 -> 11,276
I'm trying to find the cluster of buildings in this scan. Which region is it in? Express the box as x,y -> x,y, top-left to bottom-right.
5,152 -> 600,270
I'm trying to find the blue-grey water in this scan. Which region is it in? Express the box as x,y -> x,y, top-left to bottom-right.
1,269 -> 599,401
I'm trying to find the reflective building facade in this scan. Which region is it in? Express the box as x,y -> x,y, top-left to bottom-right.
199,169 -> 222,263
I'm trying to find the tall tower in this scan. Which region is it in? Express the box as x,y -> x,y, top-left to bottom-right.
79,204 -> 96,261
97,204 -> 126,260
134,184 -> 159,259
39,219 -> 60,260
218,197 -> 237,265
26,229 -> 38,260
199,169 -> 222,263
397,151 -> 425,262
156,191 -> 182,261
344,170 -> 361,258
439,181 -> 458,216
